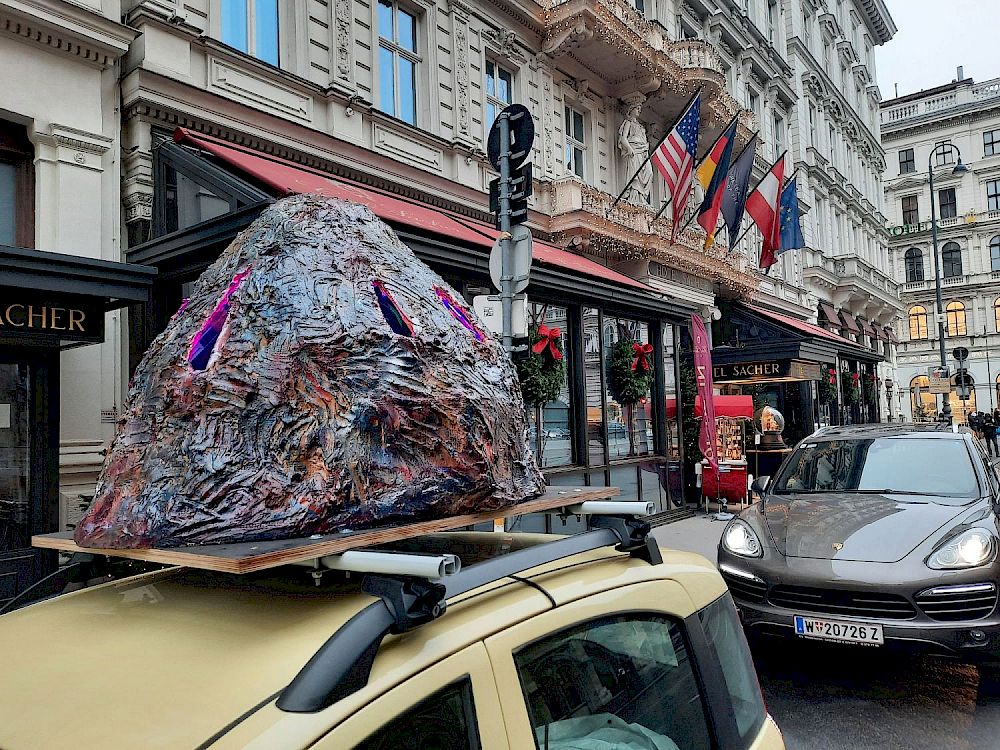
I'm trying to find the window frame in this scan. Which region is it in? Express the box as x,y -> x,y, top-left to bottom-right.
0,119 -> 34,248
904,247 -> 924,283
908,305 -> 928,340
985,129 -> 1000,158
988,179 -> 1000,212
934,141 -> 955,166
564,103 -> 587,180
991,235 -> 1000,273
898,149 -> 915,174
939,187 -> 957,220
946,300 -> 967,336
484,59 -> 515,138
901,195 -> 919,226
219,0 -> 280,66
942,241 -> 962,278
377,0 -> 421,126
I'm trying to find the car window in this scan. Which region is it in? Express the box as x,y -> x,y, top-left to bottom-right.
773,437 -> 979,500
699,594 -> 766,744
352,679 -> 480,750
513,614 -> 711,750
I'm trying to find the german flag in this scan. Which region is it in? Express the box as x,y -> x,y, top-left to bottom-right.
695,117 -> 738,192
696,122 -> 738,249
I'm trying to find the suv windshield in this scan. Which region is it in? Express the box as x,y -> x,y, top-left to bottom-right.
772,437 -> 980,501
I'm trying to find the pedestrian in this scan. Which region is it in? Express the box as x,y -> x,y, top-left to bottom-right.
984,413 -> 999,457
969,411 -> 982,439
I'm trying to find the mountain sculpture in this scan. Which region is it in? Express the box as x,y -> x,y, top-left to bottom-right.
74,194 -> 544,548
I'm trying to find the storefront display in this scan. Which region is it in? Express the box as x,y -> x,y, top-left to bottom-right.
697,395 -> 753,505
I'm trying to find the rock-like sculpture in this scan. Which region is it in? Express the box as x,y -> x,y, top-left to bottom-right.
74,195 -> 544,549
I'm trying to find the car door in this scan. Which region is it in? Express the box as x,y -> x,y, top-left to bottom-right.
310,642 -> 509,750
485,580 -> 721,750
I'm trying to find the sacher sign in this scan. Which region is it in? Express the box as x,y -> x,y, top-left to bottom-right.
713,359 -> 822,382
0,293 -> 103,342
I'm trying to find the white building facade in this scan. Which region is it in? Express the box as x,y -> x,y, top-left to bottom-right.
882,73 -> 1000,424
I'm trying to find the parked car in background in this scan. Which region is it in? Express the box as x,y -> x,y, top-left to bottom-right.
1,529 -> 783,749
719,424 -> 1000,673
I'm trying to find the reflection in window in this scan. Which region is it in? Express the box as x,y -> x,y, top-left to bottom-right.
991,236 -> 1000,273
524,303 -> 573,469
162,164 -> 231,234
942,242 -> 962,278
604,318 -> 653,460
583,307 -> 606,466
904,247 -> 923,283
910,375 -> 936,422
221,0 -> 279,65
377,0 -> 419,125
353,679 -> 480,750
484,60 -> 514,136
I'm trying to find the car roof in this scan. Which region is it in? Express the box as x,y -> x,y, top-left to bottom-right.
0,535 -> 725,750
809,423 -> 962,440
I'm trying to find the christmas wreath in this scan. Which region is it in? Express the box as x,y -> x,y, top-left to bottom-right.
841,371 -> 861,405
607,338 -> 654,405
818,367 -> 837,405
862,373 -> 878,403
517,324 -> 565,407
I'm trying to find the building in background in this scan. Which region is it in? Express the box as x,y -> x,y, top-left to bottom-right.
882,71 -> 1000,424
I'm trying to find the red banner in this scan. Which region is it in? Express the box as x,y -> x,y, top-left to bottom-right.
690,314 -> 719,473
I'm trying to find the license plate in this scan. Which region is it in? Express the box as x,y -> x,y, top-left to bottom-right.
793,615 -> 883,646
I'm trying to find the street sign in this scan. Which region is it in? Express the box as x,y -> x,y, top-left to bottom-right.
487,104 -> 533,170
956,373 -> 973,400
953,346 -> 970,361
473,294 -> 528,338
489,225 -> 532,294
928,365 -> 951,394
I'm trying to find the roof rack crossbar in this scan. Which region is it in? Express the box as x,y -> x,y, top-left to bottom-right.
277,517 -> 659,713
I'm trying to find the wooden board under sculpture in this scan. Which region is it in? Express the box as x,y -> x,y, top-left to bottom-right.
72,194 -> 546,549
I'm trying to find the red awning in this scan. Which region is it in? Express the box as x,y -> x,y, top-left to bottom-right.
857,319 -> 876,337
695,394 -> 754,419
839,310 -> 861,332
747,304 -> 857,346
818,303 -> 841,327
173,128 -> 657,294
873,326 -> 888,341
886,326 -> 900,344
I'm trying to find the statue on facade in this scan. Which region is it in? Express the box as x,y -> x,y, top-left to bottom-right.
618,101 -> 652,206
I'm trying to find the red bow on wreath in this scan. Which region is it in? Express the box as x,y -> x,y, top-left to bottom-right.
631,342 -> 654,372
851,372 -> 860,382
532,324 -> 564,360
827,368 -> 836,385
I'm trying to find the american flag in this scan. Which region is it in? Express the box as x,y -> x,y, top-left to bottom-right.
651,94 -> 701,241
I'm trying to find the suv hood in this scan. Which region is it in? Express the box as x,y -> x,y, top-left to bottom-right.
763,493 -> 970,562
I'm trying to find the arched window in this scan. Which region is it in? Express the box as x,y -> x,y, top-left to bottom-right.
946,301 -> 967,336
995,297 -> 1000,333
904,248 -> 924,282
908,305 -> 928,340
910,375 -> 936,422
952,372 -> 976,426
991,236 -> 1000,273
942,242 -> 962,278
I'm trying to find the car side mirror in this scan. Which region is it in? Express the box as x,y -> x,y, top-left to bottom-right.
751,476 -> 771,496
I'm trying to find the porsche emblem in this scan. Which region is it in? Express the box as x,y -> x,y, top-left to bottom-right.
832,542 -> 844,551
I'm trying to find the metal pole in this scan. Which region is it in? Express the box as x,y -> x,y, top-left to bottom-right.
987,327 -> 995,411
498,111 -> 513,352
928,146 -> 952,422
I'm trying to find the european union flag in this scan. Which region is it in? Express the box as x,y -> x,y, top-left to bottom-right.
778,176 -> 804,254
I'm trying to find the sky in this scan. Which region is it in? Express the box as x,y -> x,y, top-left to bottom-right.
875,0 -> 1000,100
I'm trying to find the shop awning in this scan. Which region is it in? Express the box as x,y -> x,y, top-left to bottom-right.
172,129 -> 657,295
840,310 -> 861,332
748,304 -> 856,347
818,303 -> 841,328
857,319 -> 875,337
873,326 -> 888,341
695,395 -> 754,419
885,327 -> 900,344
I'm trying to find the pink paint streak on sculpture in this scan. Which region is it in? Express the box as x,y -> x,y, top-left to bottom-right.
74,195 -> 544,548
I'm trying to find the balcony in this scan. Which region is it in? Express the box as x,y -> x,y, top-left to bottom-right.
544,177 -> 761,298
881,76 -> 1000,126
803,253 -> 902,315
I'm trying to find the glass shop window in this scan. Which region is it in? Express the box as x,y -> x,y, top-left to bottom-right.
583,307 -> 607,467
524,303 -> 574,469
162,163 -> 232,234
604,318 -> 653,460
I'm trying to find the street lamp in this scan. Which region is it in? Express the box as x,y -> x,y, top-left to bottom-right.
928,142 -> 969,423
884,378 -> 894,421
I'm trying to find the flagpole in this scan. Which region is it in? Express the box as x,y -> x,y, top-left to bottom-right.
719,132 -> 760,247
727,154 -> 791,255
607,88 -> 701,215
650,112 -> 741,225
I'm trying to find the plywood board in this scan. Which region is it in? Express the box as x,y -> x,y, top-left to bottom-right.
33,486 -> 620,574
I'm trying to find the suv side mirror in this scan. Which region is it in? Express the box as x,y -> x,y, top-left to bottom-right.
751,476 -> 770,497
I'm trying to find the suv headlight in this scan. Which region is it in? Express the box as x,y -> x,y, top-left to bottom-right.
927,528 -> 997,570
722,519 -> 763,558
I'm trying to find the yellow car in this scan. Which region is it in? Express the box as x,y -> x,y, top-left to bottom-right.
0,526 -> 784,749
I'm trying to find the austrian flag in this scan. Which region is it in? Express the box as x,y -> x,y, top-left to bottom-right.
746,152 -> 786,270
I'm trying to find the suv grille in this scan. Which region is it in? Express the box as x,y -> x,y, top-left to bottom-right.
768,585 -> 917,620
721,572 -> 767,603
916,583 -> 998,622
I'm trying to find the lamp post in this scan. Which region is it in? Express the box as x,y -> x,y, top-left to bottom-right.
928,142 -> 969,423
884,378 -> 895,421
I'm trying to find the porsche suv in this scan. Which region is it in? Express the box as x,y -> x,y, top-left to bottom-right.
718,424 -> 1000,668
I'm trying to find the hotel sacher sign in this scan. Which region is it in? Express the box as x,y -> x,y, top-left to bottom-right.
0,292 -> 104,343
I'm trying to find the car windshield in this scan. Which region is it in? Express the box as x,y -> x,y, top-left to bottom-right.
771,437 -> 980,501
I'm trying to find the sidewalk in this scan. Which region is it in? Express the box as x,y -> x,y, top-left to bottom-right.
650,511 -> 729,563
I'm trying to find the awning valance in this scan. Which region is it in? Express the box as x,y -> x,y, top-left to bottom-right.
840,310 -> 861,332
818,303 -> 841,327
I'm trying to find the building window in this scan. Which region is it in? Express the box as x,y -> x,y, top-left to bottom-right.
908,305 -> 928,340
939,187 -> 957,219
0,121 -> 34,247
910,376 -> 936,421
767,0 -> 778,43
946,301 -> 967,336
904,247 -> 924,282
377,0 -> 419,125
633,0 -> 644,13
564,105 -> 586,179
899,148 -> 914,174
988,179 -> 1000,212
992,236 -> 1000,272
484,60 -> 514,135
773,113 -> 785,157
746,87 -> 761,122
828,124 -> 836,165
221,0 -> 279,65
942,241 -> 962,278
986,129 -> 1000,157
808,103 -> 816,147
934,141 -> 955,166
901,195 -> 919,226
